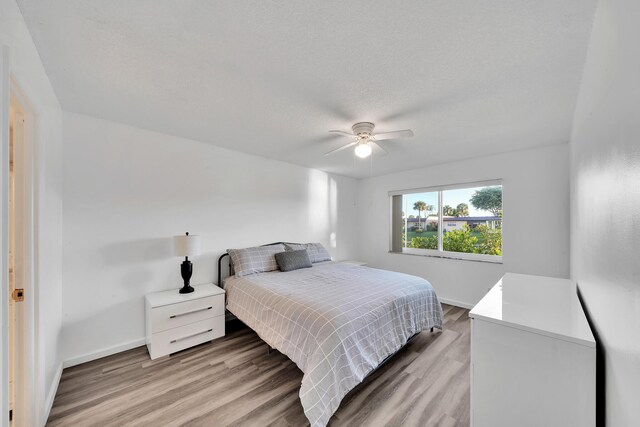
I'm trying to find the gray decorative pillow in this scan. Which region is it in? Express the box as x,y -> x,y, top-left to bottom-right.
284,242 -> 332,263
227,244 -> 285,277
275,250 -> 312,272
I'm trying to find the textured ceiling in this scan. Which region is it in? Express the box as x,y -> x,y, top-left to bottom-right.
18,0 -> 596,178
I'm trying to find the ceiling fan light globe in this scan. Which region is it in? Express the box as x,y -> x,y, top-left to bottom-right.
354,143 -> 373,158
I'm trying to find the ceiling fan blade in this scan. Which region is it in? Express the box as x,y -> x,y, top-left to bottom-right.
329,130 -> 355,137
372,129 -> 414,140
371,141 -> 389,155
324,141 -> 357,156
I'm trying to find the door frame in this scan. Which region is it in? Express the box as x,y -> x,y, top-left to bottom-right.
1,44 -> 11,427
1,45 -> 38,427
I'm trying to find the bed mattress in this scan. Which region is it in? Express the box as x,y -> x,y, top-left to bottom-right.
224,261 -> 443,427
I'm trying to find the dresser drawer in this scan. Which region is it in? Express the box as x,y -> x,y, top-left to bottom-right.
148,316 -> 224,359
150,294 -> 224,333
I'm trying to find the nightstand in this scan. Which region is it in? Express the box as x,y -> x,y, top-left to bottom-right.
145,284 -> 225,360
340,260 -> 367,266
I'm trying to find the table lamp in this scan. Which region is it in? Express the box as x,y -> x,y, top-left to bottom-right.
173,232 -> 202,293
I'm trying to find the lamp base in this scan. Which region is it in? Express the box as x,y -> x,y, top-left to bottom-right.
179,284 -> 194,294
179,258 -> 194,294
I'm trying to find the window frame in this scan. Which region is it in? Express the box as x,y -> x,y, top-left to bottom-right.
389,179 -> 503,263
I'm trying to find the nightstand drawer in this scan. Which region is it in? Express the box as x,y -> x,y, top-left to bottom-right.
149,316 -> 224,359
151,294 -> 224,333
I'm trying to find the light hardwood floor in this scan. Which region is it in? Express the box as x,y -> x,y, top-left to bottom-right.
47,304 -> 470,427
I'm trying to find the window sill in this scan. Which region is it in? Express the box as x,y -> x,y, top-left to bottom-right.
388,249 -> 503,264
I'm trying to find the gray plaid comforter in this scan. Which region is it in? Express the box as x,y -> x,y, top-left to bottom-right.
224,261 -> 443,427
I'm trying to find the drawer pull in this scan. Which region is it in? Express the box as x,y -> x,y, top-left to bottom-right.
170,329 -> 213,344
169,306 -> 213,319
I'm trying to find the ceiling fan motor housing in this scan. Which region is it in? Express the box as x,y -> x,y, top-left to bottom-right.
352,121 -> 375,136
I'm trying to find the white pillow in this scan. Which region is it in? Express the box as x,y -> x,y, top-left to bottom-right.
227,244 -> 286,277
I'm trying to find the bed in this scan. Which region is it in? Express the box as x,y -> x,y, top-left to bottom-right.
218,243 -> 443,427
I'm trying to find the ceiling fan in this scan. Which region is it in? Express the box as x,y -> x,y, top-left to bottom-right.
324,121 -> 414,158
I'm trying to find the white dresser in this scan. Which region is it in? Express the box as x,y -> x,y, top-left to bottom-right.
145,284 -> 225,360
469,273 -> 595,427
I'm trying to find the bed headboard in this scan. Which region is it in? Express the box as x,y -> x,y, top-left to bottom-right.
217,241 -> 300,287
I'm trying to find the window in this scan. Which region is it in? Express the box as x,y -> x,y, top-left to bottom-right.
390,180 -> 502,262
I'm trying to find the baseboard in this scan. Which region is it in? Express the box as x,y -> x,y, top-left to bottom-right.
42,362 -> 63,425
63,338 -> 146,369
439,297 -> 474,309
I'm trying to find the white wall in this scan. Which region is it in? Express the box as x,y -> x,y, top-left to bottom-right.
357,144 -> 570,307
1,0 -> 63,425
61,111 -> 359,364
570,0 -> 640,425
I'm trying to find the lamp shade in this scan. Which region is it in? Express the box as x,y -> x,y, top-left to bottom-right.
173,233 -> 202,257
